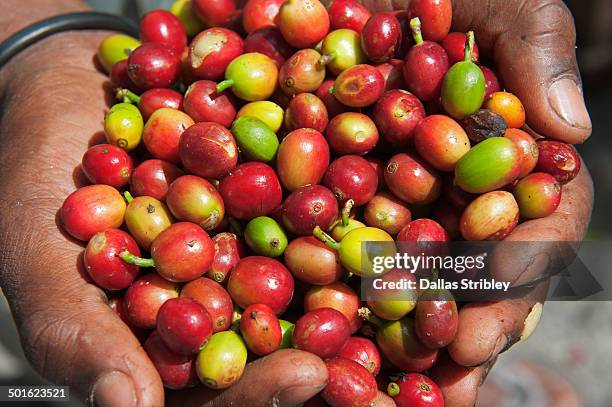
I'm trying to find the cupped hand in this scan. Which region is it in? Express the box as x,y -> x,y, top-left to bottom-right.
0,31 -> 327,407
358,1 -> 593,405
0,2 -> 595,407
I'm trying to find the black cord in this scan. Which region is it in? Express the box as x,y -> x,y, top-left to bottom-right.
0,12 -> 139,68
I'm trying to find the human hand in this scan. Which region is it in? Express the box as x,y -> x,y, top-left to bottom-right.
355,1 -> 593,405
0,27 -> 326,407
0,1 -> 594,407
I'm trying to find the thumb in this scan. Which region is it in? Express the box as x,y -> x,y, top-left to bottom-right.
8,270 -> 164,406
168,349 -> 328,407
453,0 -> 592,143
429,352 -> 496,407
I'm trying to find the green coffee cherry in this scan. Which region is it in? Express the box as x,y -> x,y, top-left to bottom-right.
321,29 -> 366,75
170,0 -> 205,37
231,116 -> 279,162
124,194 -> 174,250
278,320 -> 295,349
97,34 -> 140,73
237,101 -> 284,133
244,216 -> 288,257
314,226 -> 396,277
387,382 -> 400,397
330,218 -> 366,241
217,53 -> 279,101
441,32 -> 485,119
454,137 -> 521,194
104,103 -> 144,151
196,331 -> 248,390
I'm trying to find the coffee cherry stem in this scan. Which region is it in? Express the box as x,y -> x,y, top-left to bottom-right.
319,53 -> 336,67
123,191 -> 134,204
341,199 -> 354,227
119,250 -> 155,268
313,226 -> 341,251
410,17 -> 423,45
216,79 -> 235,93
116,88 -> 141,104
357,306 -> 385,327
232,306 -> 242,324
230,306 -> 242,332
464,31 -> 476,63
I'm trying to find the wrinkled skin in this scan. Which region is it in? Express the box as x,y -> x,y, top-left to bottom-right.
0,1 -> 593,406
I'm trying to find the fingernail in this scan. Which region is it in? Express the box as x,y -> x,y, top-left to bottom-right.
479,358 -> 498,386
91,371 -> 136,407
548,78 -> 592,130
275,384 -> 326,407
520,302 -> 543,341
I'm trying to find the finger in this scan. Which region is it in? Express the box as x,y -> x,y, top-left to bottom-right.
167,349 -> 328,407
7,252 -> 165,407
452,0 -> 591,143
489,161 -> 593,286
429,352 -> 495,407
447,288 -> 545,367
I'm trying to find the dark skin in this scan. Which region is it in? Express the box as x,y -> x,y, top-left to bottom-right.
0,0 -> 593,406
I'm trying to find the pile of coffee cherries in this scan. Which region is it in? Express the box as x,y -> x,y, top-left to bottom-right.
61,0 -> 583,405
